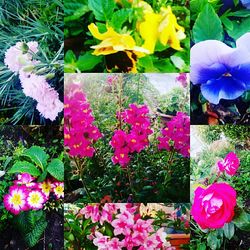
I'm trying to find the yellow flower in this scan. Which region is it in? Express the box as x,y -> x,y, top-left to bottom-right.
138,2 -> 186,53
88,23 -> 149,73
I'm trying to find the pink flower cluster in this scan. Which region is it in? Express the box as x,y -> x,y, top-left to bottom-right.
4,41 -> 63,121
80,203 -> 174,250
3,173 -> 64,215
191,183 -> 236,229
158,112 -> 190,157
64,84 -> 102,158
217,152 -> 240,176
110,104 -> 153,167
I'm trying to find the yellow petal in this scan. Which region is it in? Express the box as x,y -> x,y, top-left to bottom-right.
139,12 -> 161,54
88,23 -> 117,40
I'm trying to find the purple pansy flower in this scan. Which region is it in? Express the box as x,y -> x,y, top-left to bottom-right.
241,0 -> 250,8
191,33 -> 250,104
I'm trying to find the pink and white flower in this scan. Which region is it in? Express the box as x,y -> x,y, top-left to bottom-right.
53,182 -> 64,199
3,185 -> 28,214
14,173 -> 36,188
27,190 -> 46,210
217,152 -> 240,176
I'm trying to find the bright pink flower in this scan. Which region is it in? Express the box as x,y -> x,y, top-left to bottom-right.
107,237 -> 123,250
64,84 -> 102,158
14,173 -> 36,187
158,112 -> 190,157
26,190 -> 46,210
111,210 -> 134,236
38,180 -> 54,199
80,204 -> 100,223
176,73 -> 188,88
112,149 -> 131,168
93,232 -> 110,250
191,183 -> 236,229
100,203 -> 119,224
217,152 -> 240,176
3,185 -> 28,215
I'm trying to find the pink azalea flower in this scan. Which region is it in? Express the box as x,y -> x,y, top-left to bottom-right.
80,204 -> 100,223
3,185 -> 28,215
217,152 -> 240,176
26,190 -> 46,210
111,210 -> 134,236
107,237 -> 123,250
93,232 -> 110,250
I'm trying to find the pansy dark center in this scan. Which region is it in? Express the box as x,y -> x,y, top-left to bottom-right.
223,72 -> 232,77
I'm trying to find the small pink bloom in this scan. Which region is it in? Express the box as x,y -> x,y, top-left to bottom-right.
217,152 -> 240,176
191,183 -> 236,229
80,205 -> 100,223
26,190 -> 46,210
3,185 -> 28,214
93,232 -> 109,250
53,182 -> 64,199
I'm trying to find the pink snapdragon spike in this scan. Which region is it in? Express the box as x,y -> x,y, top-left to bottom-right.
81,203 -> 172,249
191,183 -> 236,229
27,190 -> 46,210
158,112 -> 190,157
53,182 -> 64,199
64,84 -> 102,158
3,185 -> 28,215
110,104 -> 153,167
4,41 -> 39,72
217,152 -> 240,176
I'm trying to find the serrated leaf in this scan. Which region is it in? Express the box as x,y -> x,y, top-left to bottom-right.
64,0 -> 90,22
22,146 -> 48,171
88,0 -> 115,21
110,9 -> 131,30
193,4 -> 223,43
8,161 -> 41,177
76,52 -> 102,71
47,159 -> 64,181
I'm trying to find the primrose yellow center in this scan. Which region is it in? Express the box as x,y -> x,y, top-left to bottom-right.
11,194 -> 22,206
55,186 -> 64,194
42,183 -> 51,193
30,193 -> 40,204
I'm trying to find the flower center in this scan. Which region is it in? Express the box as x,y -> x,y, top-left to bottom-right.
223,72 -> 232,77
30,193 -> 41,204
11,193 -> 22,206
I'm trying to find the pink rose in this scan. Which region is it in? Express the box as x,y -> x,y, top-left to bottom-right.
217,152 -> 240,176
191,183 -> 236,229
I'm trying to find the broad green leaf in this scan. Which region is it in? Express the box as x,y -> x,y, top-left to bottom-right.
233,209 -> 250,231
193,4 -> 223,43
88,0 -> 115,21
76,52 -> 102,71
65,50 -> 77,64
221,16 -> 234,31
110,9 -> 131,30
190,0 -> 208,14
64,0 -> 90,22
197,243 -> 206,250
207,231 -> 222,250
23,146 -> 49,171
8,161 -> 41,177
47,159 -> 64,181
223,222 -> 235,240
138,56 -> 159,72
37,170 -> 48,182
227,17 -> 250,40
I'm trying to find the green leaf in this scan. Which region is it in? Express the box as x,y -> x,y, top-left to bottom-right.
65,50 -> 77,64
138,56 -> 159,72
190,0 -> 208,15
223,222 -> 235,240
88,0 -> 115,21
47,159 -> 64,181
64,0 -> 90,22
110,9 -> 131,30
233,209 -> 250,231
8,161 -> 41,177
197,243 -> 206,250
242,91 -> 250,102
207,231 -> 222,250
22,146 -> 49,171
193,3 -> 223,43
221,16 -> 234,31
170,55 -> 185,71
228,9 -> 250,18
76,52 -> 102,71
37,170 -> 48,182
227,17 -> 250,40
